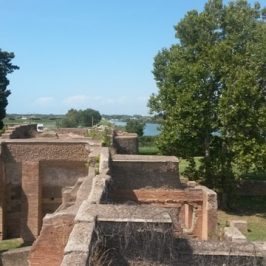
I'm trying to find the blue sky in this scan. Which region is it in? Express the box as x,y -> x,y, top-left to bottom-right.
1,0 -> 265,115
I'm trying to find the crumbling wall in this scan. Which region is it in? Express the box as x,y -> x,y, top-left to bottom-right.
56,128 -> 88,136
89,224 -> 265,266
4,162 -> 22,238
63,203 -> 264,266
236,180 -> 266,196
61,148 -> 111,266
28,147 -> 106,266
0,246 -> 30,266
0,140 -> 93,243
1,124 -> 37,139
40,161 -> 87,214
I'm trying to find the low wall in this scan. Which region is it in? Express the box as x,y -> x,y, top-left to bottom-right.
0,140 -> 95,242
236,180 -> 266,196
94,222 -> 265,265
56,128 -> 88,136
0,246 -> 30,266
61,148 -> 111,266
111,154 -> 180,189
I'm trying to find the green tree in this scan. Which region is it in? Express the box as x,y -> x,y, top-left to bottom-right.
0,49 -> 19,129
149,0 -> 266,194
60,108 -> 101,127
125,119 -> 145,136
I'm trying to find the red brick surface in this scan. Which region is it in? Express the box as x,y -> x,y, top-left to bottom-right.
29,214 -> 74,266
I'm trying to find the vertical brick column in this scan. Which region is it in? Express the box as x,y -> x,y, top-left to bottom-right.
21,161 -> 41,243
0,158 -> 5,240
201,186 -> 217,240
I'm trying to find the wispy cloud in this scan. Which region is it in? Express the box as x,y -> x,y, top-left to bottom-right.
62,95 -> 129,106
63,95 -> 89,105
34,97 -> 55,107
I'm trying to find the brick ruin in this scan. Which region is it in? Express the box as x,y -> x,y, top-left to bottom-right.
0,126 -> 265,265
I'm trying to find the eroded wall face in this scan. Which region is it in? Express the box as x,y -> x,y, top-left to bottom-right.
21,161 -> 41,242
5,162 -> 22,238
29,214 -> 74,266
40,161 -> 87,214
111,160 -> 180,189
1,142 -> 91,242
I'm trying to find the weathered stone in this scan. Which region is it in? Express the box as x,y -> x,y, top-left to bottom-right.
230,220 -> 248,232
224,226 -> 247,242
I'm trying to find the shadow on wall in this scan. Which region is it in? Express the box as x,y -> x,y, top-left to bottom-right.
20,190 -> 35,244
88,222 -> 194,266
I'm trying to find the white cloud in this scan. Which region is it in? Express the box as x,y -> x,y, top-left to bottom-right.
34,97 -> 55,107
63,95 -> 89,105
62,95 -> 129,107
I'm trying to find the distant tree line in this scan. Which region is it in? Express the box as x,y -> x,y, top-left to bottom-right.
102,114 -> 162,124
59,108 -> 101,128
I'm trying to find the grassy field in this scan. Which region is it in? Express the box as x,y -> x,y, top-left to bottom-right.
138,146 -> 160,155
217,195 -> 266,241
4,116 -> 62,131
218,210 -> 266,241
0,238 -> 23,252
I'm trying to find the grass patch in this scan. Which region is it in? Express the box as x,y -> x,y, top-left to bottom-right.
138,146 -> 160,155
0,238 -> 23,251
218,210 -> 266,241
218,196 -> 266,241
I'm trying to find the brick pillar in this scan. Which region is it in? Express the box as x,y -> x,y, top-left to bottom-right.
0,158 -> 5,240
21,161 -> 41,243
201,186 -> 217,240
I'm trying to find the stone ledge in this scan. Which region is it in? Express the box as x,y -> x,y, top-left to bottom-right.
61,251 -> 89,266
64,221 -> 95,253
112,154 -> 179,162
76,203 -> 172,223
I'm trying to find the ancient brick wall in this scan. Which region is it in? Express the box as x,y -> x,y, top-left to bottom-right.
0,140 -> 92,242
29,214 -> 74,266
236,180 -> 266,196
40,161 -> 87,215
56,128 -> 88,136
1,124 -> 37,139
111,154 -> 180,189
4,162 -> 22,238
2,141 -> 90,162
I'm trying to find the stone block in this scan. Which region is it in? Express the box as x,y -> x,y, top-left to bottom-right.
224,226 -> 247,242
61,251 -> 88,266
64,222 -> 95,253
230,220 -> 248,232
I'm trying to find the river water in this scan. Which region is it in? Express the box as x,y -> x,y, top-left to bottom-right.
110,120 -> 160,136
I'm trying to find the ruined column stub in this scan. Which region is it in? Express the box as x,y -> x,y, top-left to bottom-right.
199,186 -> 217,240
21,161 -> 41,243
